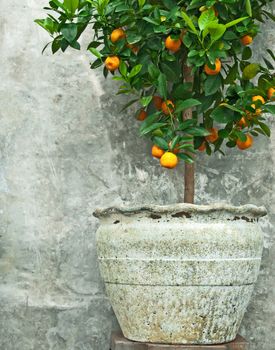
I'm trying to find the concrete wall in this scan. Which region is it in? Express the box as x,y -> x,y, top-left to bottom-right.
0,1 -> 274,349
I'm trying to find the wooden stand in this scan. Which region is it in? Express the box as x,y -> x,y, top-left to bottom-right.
111,332 -> 249,350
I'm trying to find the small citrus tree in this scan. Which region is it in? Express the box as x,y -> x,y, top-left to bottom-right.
36,0 -> 275,203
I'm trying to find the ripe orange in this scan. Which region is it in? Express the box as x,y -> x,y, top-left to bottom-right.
240,35 -> 253,46
206,128 -> 219,143
153,96 -> 163,110
252,95 -> 265,105
161,100 -> 175,115
267,87 -> 275,100
251,104 -> 262,116
152,145 -> 165,159
237,117 -> 248,128
165,36 -> 182,53
105,56 -> 120,71
110,28 -> 126,43
198,142 -> 206,152
236,134 -> 253,150
204,59 -> 221,75
137,109 -> 147,121
160,152 -> 178,169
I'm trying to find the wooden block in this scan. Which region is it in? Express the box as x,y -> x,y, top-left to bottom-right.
111,333 -> 249,350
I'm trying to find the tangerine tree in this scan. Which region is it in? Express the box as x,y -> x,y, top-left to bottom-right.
35,0 -> 275,203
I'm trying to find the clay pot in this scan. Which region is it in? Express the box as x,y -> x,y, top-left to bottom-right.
94,203 -> 266,344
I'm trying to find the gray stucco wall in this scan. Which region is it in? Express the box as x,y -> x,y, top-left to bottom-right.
0,1 -> 274,349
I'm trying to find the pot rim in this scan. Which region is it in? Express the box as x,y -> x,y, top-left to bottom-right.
93,202 -> 267,219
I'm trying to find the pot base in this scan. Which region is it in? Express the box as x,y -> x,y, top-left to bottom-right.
111,332 -> 249,349
106,283 -> 253,344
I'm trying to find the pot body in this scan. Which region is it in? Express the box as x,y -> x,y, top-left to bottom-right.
94,203 -> 266,344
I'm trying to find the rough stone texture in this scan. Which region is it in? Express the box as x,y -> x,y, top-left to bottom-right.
0,1 -> 274,349
96,205 -> 264,344
111,332 -> 249,350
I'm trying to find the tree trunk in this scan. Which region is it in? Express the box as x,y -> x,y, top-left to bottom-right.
183,64 -> 195,204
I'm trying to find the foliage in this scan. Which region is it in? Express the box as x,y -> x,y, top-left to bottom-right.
36,0 -> 275,163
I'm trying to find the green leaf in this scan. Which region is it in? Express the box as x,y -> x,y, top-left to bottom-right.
242,47 -> 252,60
119,61 -> 128,77
185,127 -> 210,136
263,105 -> 275,114
140,112 -> 160,128
245,0 -> 252,17
140,122 -> 167,135
141,96 -> 152,107
225,17 -> 248,29
63,0 -> 79,14
219,103 -> 243,114
35,18 -> 57,35
204,75 -> 222,96
174,99 -> 201,113
138,0 -> 145,8
120,98 -> 139,112
89,47 -> 102,59
128,64 -> 142,78
148,64 -> 160,80
157,73 -> 168,99
178,120 -> 196,130
153,137 -> 169,150
126,33 -> 142,44
143,17 -> 160,25
170,135 -> 181,150
224,62 -> 239,84
60,23 -> 78,43
198,9 -> 216,31
178,153 -> 194,163
181,11 -> 198,34
211,106 -> 236,123
207,23 -> 226,41
161,63 -> 178,82
235,130 -> 247,142
90,59 -> 103,69
257,122 -> 271,137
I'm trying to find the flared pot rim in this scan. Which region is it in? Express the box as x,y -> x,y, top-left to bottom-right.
93,202 -> 267,219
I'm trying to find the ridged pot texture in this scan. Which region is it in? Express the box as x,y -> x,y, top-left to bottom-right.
94,203 -> 266,344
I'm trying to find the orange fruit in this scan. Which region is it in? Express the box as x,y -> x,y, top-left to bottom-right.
252,95 -> 265,105
238,117 -> 248,128
251,104 -> 262,116
198,142 -> 206,152
267,87 -> 275,100
137,109 -> 147,121
165,36 -> 182,53
110,28 -> 126,43
236,134 -> 253,150
240,35 -> 253,46
206,128 -> 219,143
204,59 -> 221,75
153,96 -> 163,110
152,145 -> 165,159
105,56 -> 120,71
160,152 -> 178,169
161,100 -> 175,115
251,96 -> 265,116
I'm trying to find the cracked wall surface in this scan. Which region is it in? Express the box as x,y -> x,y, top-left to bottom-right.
0,1 -> 274,349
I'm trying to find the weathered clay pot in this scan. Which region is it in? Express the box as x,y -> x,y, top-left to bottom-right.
94,203 -> 266,344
